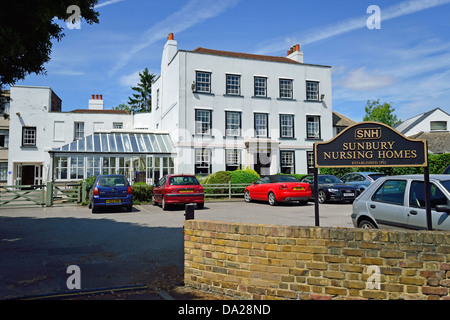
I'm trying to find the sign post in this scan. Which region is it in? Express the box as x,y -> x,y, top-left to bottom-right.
313,122 -> 430,229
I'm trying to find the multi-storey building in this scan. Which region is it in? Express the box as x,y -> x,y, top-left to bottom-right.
151,34 -> 333,176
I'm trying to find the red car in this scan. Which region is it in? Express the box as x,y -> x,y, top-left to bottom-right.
244,175 -> 311,206
152,174 -> 204,210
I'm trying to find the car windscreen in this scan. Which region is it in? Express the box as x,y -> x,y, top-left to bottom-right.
168,176 -> 200,186
442,180 -> 450,193
269,175 -> 299,183
368,174 -> 387,180
98,176 -> 127,187
318,176 -> 343,184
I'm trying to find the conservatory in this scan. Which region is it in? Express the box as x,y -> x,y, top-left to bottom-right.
49,131 -> 175,185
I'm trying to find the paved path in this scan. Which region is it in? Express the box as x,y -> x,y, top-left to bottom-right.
0,201 -> 354,299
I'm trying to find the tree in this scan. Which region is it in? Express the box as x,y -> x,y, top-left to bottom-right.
127,68 -> 156,113
363,99 -> 400,127
113,103 -> 131,112
0,1 -> 99,92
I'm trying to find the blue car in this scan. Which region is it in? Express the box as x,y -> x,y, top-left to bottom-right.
89,175 -> 133,213
340,172 -> 386,194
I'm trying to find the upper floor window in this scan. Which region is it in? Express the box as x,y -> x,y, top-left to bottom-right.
22,127 -> 37,147
0,129 -> 9,148
113,122 -> 123,129
74,122 -> 84,140
226,111 -> 241,137
195,71 -> 211,93
255,113 -> 269,138
254,77 -> 267,97
306,81 -> 319,101
226,74 -> 241,95
430,121 -> 447,131
195,109 -> 212,135
280,114 -> 294,138
307,116 -> 321,139
279,79 -> 293,99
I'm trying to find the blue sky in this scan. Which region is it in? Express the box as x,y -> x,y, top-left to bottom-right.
14,0 -> 450,123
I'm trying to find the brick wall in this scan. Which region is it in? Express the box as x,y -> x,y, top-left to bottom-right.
184,220 -> 450,300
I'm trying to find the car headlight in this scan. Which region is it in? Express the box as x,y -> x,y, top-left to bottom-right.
328,188 -> 339,192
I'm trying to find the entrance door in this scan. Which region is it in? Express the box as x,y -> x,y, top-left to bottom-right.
21,165 -> 35,185
254,152 -> 271,176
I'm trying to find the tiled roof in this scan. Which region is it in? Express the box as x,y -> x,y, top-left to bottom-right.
333,111 -> 356,127
409,131 -> 450,154
69,109 -> 131,114
191,47 -> 333,67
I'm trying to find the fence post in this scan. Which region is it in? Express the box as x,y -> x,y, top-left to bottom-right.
46,181 -> 53,207
228,181 -> 232,199
81,181 -> 87,203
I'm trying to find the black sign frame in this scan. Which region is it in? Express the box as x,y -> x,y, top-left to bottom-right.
312,121 -> 432,230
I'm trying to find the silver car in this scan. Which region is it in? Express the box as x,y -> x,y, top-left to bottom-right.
351,175 -> 450,231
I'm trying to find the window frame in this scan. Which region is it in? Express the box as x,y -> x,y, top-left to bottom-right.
225,111 -> 242,137
225,149 -> 241,171
195,71 -> 212,94
254,76 -> 267,97
279,78 -> 293,99
254,113 -> 269,138
279,114 -> 295,138
306,81 -> 320,101
226,74 -> 241,96
280,150 -> 295,174
195,109 -> 212,136
195,148 -> 211,175
306,116 -> 321,140
22,126 -> 37,147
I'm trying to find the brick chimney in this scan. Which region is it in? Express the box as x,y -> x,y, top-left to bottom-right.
89,94 -> 104,110
286,44 -> 303,63
163,32 -> 178,67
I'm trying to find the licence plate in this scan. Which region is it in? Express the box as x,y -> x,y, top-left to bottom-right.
293,187 -> 305,191
179,189 -> 194,193
106,199 -> 121,203
344,193 -> 355,197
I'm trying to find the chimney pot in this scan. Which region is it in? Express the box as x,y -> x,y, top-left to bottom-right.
96,95 -> 99,100
168,33 -> 174,40
100,95 -> 103,100
92,94 -> 95,99
295,44 -> 300,52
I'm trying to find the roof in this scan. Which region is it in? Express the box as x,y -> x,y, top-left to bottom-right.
189,47 -> 331,68
51,131 -> 174,154
408,131 -> 450,154
394,108 -> 450,134
69,109 -> 131,115
333,111 -> 357,127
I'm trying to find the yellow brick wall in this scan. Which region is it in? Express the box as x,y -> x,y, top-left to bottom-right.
184,220 -> 450,300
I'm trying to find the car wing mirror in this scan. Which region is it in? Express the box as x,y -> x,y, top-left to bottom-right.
435,204 -> 450,214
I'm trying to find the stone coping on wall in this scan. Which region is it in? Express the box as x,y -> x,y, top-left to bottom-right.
184,220 -> 450,300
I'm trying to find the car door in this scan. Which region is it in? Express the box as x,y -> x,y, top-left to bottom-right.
253,177 -> 269,200
367,179 -> 408,228
153,176 -> 166,202
407,181 -> 450,230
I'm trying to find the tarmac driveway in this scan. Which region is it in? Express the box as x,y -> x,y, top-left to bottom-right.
0,200 -> 353,299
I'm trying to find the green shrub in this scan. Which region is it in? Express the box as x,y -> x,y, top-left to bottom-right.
229,169 -> 260,194
201,171 -> 231,194
131,184 -> 153,203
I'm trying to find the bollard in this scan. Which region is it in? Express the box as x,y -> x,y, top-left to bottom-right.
185,203 -> 195,220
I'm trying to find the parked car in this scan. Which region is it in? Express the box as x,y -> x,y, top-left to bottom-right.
340,172 -> 387,193
444,165 -> 450,174
89,174 -> 133,213
299,174 -> 358,204
351,175 -> 450,230
244,175 -> 311,206
152,174 -> 204,210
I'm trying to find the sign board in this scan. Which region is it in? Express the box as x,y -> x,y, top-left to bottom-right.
314,122 -> 427,168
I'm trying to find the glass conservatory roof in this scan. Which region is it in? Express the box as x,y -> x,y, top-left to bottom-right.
51,132 -> 174,154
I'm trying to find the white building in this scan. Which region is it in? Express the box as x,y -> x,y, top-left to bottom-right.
151,34 -> 333,176
8,86 -> 175,186
394,108 -> 450,136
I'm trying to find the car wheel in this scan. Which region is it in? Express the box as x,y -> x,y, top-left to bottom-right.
244,190 -> 252,203
127,205 -> 132,212
197,202 -> 204,209
88,201 -> 92,209
268,192 -> 278,206
151,196 -> 158,206
161,196 -> 169,211
358,219 -> 377,229
92,205 -> 97,214
318,190 -> 327,204
298,200 -> 308,206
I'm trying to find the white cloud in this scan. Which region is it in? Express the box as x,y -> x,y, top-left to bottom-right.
119,70 -> 141,87
95,0 -> 126,9
339,67 -> 397,91
109,0 -> 240,76
254,0 -> 450,55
